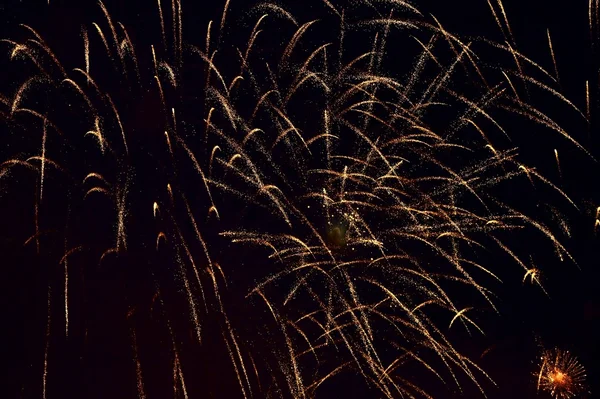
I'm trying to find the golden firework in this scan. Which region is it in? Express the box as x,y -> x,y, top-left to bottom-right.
537,348 -> 587,399
0,0 -> 592,397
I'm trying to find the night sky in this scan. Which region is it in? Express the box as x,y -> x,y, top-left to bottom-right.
1,0 -> 599,398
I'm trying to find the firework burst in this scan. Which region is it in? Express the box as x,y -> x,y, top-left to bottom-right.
537,348 -> 587,399
0,0 -> 591,398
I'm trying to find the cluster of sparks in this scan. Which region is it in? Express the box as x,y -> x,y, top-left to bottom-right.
537,348 -> 587,399
0,0 -> 595,397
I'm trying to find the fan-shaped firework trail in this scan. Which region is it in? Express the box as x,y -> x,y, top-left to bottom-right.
0,0 -> 591,397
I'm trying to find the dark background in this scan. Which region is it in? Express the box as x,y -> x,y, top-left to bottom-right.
1,0 -> 598,398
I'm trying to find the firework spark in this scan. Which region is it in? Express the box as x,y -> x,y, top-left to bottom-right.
537,348 -> 587,399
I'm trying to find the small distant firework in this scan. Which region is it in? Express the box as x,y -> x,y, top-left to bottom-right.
537,348 -> 587,399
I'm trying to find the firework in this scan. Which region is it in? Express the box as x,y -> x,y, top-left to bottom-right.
0,0 -> 590,398
537,348 -> 587,399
